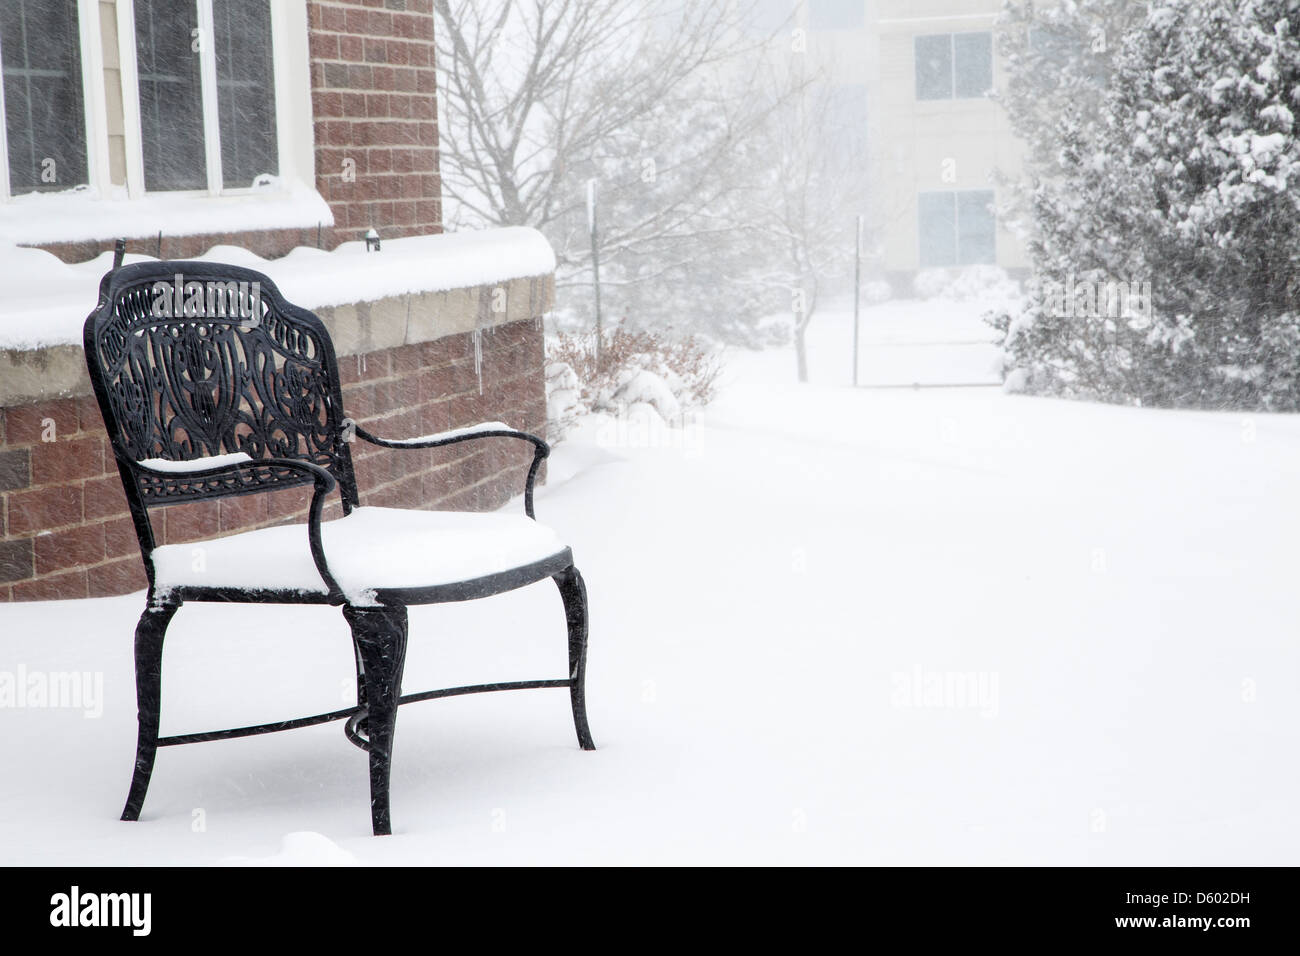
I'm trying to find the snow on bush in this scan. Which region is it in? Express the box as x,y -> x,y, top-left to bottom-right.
863,280 -> 893,305
914,265 -> 1020,303
545,327 -> 722,439
545,360 -> 584,430
753,312 -> 795,346
992,0 -> 1300,410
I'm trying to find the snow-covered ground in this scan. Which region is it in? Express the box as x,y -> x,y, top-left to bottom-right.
3,296 -> 1298,865
797,294 -> 1005,387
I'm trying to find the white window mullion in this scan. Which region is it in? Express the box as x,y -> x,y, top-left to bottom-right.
118,0 -> 145,197
950,34 -> 957,101
960,193 -> 969,265
77,0 -> 112,197
270,0 -> 297,183
277,0 -> 315,188
196,0 -> 223,195
0,32 -> 11,201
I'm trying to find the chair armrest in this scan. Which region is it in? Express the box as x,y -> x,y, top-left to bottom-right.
129,454 -> 343,601
351,421 -> 549,519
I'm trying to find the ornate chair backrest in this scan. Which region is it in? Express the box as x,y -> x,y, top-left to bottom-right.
83,261 -> 359,555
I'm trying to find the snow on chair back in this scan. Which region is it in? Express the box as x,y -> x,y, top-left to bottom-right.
83,261 -> 360,517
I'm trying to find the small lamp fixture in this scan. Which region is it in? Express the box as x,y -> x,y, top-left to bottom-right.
364,228 -> 381,252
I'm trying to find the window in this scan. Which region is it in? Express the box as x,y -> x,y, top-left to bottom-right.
133,0 -> 206,190
745,0 -> 795,34
914,34 -> 952,100
128,0 -> 279,193
0,1 -> 316,243
0,0 -> 89,194
809,0 -> 864,31
827,83 -> 868,156
953,33 -> 992,98
918,190 -> 995,267
915,32 -> 993,100
955,190 -> 995,263
215,0 -> 278,188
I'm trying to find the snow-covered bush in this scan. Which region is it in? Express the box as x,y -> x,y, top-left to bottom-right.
992,0 -> 1300,410
863,280 -> 893,305
914,265 -> 1019,303
545,328 -> 722,439
545,360 -> 584,433
752,313 -> 795,347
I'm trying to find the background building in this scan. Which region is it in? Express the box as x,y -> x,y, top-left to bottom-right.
868,0 -> 1027,288
776,0 -> 1029,289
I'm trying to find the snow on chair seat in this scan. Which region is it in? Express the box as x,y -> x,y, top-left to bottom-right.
151,506 -> 572,605
82,258 -> 595,837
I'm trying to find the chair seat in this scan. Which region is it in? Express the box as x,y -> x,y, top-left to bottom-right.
150,506 -> 572,605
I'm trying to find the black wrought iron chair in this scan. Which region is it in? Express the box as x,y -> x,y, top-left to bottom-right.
82,260 -> 594,836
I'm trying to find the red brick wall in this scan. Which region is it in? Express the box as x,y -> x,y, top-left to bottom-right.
0,320 -> 546,602
309,0 -> 443,244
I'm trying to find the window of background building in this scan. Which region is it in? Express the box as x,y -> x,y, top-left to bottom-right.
827,82 -> 868,157
915,32 -> 993,101
745,0 -> 795,33
809,0 -> 864,31
915,34 -> 953,99
953,32 -> 992,97
0,0 -> 89,195
918,190 -> 995,266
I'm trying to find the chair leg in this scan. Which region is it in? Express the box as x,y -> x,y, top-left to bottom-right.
555,566 -> 596,751
351,641 -> 368,736
121,601 -> 180,822
343,604 -> 408,836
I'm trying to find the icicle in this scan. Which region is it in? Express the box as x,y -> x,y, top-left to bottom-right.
473,328 -> 483,395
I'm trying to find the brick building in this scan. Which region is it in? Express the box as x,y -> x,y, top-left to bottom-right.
0,0 -> 554,601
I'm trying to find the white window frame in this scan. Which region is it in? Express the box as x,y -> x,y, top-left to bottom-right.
118,0 -> 313,198
0,0 -> 112,202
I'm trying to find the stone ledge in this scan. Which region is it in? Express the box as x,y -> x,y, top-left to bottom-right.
0,273 -> 553,408
0,346 -> 90,408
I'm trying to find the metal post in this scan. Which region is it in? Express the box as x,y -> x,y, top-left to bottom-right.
852,214 -> 862,387
587,178 -> 602,371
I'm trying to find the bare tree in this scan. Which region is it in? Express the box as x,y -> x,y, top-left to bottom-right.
435,1 -> 758,223
743,65 -> 872,381
433,0 -> 798,340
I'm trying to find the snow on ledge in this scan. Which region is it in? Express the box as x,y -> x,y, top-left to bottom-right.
0,179 -> 333,247
0,227 -> 556,350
